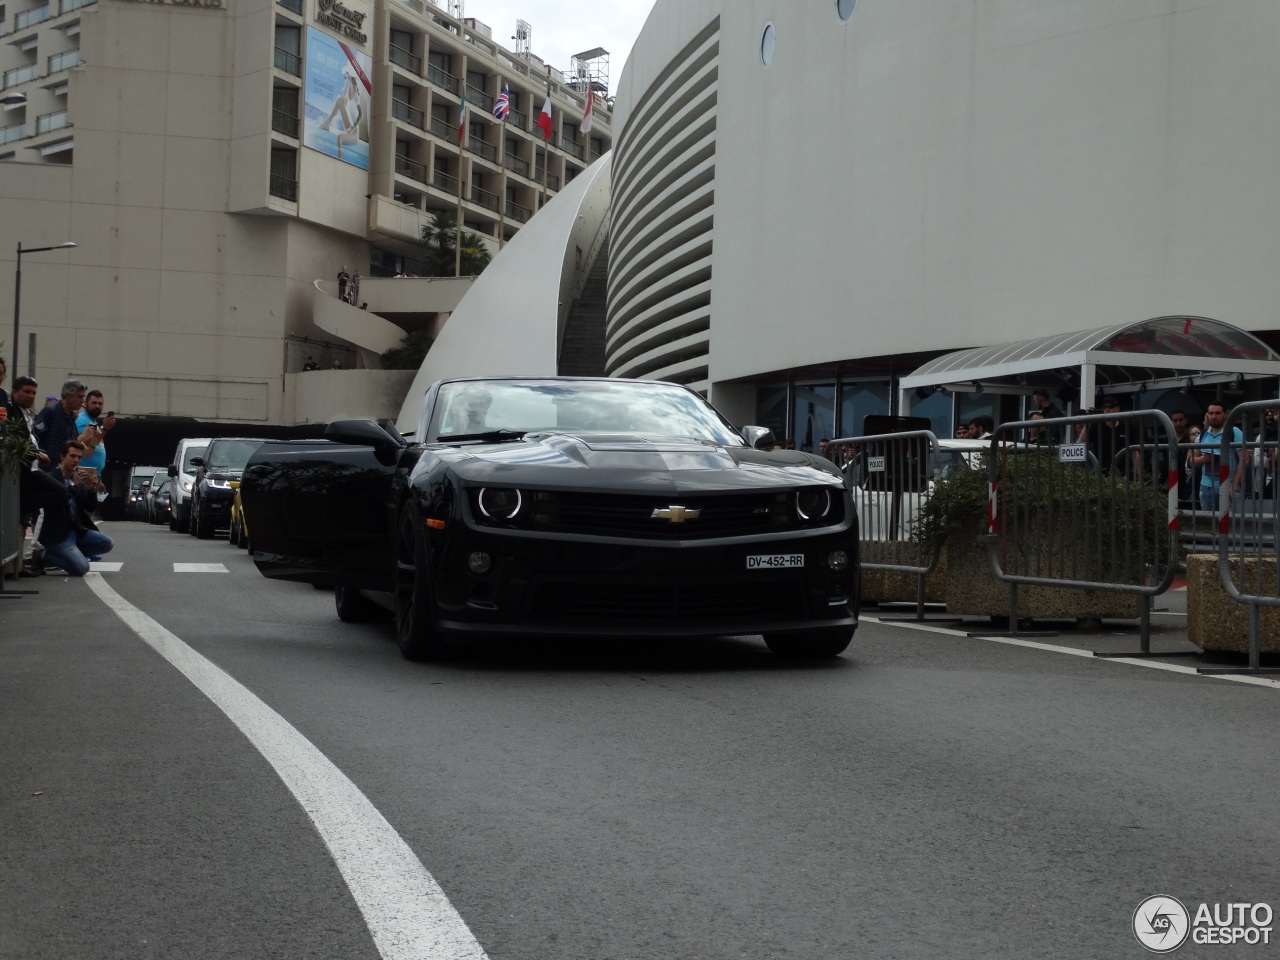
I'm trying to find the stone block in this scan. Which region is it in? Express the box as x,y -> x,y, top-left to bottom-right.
1186,553 -> 1280,652
860,540 -> 946,604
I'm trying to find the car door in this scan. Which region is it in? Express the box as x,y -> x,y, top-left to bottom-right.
239,420 -> 414,590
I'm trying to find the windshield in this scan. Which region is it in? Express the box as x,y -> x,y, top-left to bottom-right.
204,439 -> 261,472
427,380 -> 745,446
182,444 -> 208,473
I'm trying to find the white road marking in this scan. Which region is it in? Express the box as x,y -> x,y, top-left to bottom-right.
173,563 -> 229,573
89,562 -> 123,572
861,615 -> 1280,690
83,574 -> 489,960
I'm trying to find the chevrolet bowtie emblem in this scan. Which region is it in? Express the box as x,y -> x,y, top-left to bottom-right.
652,505 -> 701,523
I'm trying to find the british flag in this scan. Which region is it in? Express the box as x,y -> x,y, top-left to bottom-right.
492,84 -> 511,122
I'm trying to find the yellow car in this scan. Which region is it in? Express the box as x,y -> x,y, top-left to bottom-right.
228,480 -> 251,551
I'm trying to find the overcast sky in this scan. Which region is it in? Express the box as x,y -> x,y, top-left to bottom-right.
457,0 -> 654,92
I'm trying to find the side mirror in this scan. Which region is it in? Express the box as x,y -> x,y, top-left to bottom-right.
325,418 -> 405,456
741,425 -> 776,450
167,465 -> 178,477
189,457 -> 204,468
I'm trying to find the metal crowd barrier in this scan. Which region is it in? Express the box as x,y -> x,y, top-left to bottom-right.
0,467 -> 20,595
985,410 -> 1180,650
1211,400 -> 1280,673
828,429 -> 943,620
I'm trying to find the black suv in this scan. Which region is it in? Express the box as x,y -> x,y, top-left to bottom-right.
189,438 -> 265,539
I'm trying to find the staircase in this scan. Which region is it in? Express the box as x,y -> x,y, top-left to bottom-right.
558,238 -> 609,377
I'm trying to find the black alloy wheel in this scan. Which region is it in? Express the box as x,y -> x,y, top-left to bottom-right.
228,514 -> 241,546
762,626 -> 855,660
394,502 -> 446,661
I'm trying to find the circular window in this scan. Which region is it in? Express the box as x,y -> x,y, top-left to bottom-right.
837,0 -> 856,21
760,22 -> 776,66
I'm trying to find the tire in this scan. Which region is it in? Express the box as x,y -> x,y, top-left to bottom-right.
228,514 -> 241,547
194,503 -> 214,540
394,502 -> 446,661
763,626 -> 854,660
169,512 -> 178,532
335,585 -> 390,623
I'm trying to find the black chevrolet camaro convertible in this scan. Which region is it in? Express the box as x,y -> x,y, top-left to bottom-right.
240,377 -> 859,660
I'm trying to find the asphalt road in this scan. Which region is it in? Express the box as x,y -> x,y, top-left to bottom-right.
3,522 -> 1278,960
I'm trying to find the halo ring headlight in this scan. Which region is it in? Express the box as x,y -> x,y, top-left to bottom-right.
478,487 -> 523,521
795,488 -> 832,521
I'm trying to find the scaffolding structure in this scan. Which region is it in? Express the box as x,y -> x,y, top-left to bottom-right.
568,47 -> 610,97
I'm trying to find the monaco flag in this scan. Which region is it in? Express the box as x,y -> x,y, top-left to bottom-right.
581,86 -> 594,135
536,91 -> 553,140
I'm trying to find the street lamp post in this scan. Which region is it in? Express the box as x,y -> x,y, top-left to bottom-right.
13,240 -> 76,376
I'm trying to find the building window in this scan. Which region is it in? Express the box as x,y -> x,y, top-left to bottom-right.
760,23 -> 775,66
837,0 -> 856,21
390,28 -> 413,51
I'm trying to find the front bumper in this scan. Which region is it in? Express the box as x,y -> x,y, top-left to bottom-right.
429,525 -> 859,639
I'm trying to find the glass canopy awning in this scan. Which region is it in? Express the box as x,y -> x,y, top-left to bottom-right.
900,316 -> 1280,412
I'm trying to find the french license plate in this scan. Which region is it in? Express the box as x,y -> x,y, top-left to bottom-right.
747,554 -> 804,569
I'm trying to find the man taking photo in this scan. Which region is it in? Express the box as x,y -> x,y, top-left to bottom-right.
39,440 -> 114,577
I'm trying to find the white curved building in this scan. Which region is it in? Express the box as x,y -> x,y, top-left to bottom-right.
605,0 -> 1280,443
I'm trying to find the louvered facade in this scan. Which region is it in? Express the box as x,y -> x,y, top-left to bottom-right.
605,19 -> 719,394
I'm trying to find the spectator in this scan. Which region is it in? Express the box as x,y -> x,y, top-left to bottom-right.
1030,388 -> 1063,419
33,379 -> 90,464
350,268 -> 362,306
7,376 -> 63,575
1080,396 -> 1141,475
337,265 -> 350,302
38,440 -> 114,577
75,389 -> 117,480
955,424 -> 971,440
818,438 -> 829,457
1191,401 -> 1245,511
0,355 -> 8,417
1168,409 -> 1197,506
302,357 -> 319,371
331,359 -> 344,370
969,416 -> 994,440
1026,412 -> 1051,447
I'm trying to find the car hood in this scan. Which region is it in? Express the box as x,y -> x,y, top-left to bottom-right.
423,434 -> 843,493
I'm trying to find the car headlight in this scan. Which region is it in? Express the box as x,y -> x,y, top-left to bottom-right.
207,478 -> 232,490
181,479 -> 192,492
795,488 -> 832,522
477,487 -> 523,521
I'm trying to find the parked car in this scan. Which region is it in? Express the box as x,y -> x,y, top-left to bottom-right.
240,377 -> 860,661
188,438 -> 266,539
147,478 -> 173,526
168,438 -> 211,532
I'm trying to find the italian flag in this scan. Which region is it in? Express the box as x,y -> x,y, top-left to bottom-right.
457,91 -> 467,144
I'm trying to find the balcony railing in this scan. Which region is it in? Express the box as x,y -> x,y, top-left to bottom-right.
271,109 -> 299,138
432,170 -> 458,194
509,109 -> 526,128
469,184 -> 498,211
465,84 -> 492,112
276,0 -> 302,13
504,200 -> 530,223
534,168 -> 560,191
428,116 -> 452,140
59,0 -> 95,13
36,110 -> 66,134
47,49 -> 79,73
394,154 -> 426,182
3,63 -> 39,87
16,4 -> 49,29
391,98 -> 424,130
560,135 -> 584,160
269,173 -> 297,201
503,153 -> 529,178
467,136 -> 496,162
274,46 -> 301,76
389,43 -> 421,75
425,63 -> 458,94
0,122 -> 25,144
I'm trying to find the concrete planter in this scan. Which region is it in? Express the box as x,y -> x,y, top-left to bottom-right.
860,540 -> 946,604
942,535 -> 1141,621
1186,553 -> 1280,652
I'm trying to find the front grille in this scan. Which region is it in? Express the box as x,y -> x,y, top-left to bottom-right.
474,490 -> 843,539
529,577 -> 807,624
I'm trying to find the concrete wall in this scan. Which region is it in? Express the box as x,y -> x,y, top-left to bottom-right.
287,369 -> 417,424
612,0 -> 1280,398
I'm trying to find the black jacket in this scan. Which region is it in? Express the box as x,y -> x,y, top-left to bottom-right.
39,466 -> 99,544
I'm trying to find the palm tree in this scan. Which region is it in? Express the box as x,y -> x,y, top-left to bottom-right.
420,211 -> 493,277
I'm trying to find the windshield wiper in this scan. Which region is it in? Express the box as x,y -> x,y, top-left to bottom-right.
440,429 -> 527,444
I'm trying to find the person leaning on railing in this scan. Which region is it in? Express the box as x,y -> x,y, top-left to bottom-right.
1190,401 -> 1245,511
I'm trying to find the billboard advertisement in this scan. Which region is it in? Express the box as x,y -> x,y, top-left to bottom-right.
303,26 -> 373,169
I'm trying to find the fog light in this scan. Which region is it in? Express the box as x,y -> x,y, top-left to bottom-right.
468,551 -> 492,575
827,550 -> 848,572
